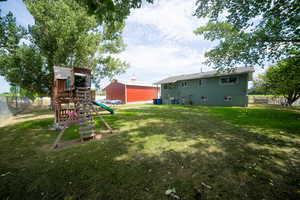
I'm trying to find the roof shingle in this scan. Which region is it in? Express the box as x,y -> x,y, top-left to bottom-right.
155,67 -> 255,84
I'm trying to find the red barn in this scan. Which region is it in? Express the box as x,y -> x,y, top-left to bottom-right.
103,79 -> 160,103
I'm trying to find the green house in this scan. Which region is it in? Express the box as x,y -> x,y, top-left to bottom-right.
155,67 -> 255,107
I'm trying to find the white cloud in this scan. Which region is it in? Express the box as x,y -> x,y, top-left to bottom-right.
128,0 -> 207,42
111,0 -> 213,86
116,43 -> 212,83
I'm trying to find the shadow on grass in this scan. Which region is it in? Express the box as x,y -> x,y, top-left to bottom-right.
0,105 -> 299,200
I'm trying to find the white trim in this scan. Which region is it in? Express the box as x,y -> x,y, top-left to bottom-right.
119,80 -> 157,87
74,73 -> 87,77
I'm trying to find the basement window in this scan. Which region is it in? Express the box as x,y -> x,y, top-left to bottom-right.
201,96 -> 208,101
224,96 -> 232,101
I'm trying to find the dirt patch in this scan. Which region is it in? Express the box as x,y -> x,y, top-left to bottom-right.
0,105 -> 53,128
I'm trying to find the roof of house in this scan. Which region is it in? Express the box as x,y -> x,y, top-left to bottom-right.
155,67 -> 255,84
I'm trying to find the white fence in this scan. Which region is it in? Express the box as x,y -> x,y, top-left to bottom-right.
248,96 -> 300,106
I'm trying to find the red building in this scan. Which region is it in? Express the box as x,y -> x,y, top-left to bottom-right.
103,79 -> 160,103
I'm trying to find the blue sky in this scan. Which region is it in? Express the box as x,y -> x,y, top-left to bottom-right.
0,0 -> 263,93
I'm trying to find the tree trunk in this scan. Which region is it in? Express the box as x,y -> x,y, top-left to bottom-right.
15,96 -> 18,108
48,57 -> 55,110
287,95 -> 297,106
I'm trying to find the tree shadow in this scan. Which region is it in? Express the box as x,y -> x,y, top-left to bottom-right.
0,105 -> 299,200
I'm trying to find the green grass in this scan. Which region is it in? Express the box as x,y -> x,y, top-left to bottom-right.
0,105 -> 299,200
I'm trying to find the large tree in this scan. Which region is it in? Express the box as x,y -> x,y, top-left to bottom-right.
0,0 -> 130,97
0,10 -> 25,53
263,52 -> 300,106
194,0 -> 300,70
78,0 -> 153,22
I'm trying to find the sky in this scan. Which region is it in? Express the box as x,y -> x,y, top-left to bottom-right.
0,0 -> 263,93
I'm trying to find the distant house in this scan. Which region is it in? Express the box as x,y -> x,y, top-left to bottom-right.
155,67 -> 255,107
103,79 -> 160,103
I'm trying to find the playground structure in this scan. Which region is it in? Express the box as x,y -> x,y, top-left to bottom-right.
52,66 -> 114,149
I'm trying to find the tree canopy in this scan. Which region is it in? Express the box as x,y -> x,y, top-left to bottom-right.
0,0 -> 129,96
78,0 -> 153,23
0,10 -> 25,53
194,0 -> 300,69
263,52 -> 300,105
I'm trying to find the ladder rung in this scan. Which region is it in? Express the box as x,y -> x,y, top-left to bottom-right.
79,126 -> 95,131
80,129 -> 94,135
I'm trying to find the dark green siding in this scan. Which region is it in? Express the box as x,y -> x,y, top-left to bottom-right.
161,73 -> 249,106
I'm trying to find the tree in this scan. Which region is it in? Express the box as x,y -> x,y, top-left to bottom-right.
78,0 -> 153,22
0,45 -> 50,96
194,0 -> 300,70
0,0 -> 128,97
0,10 -> 25,53
264,53 -> 300,106
248,75 -> 269,95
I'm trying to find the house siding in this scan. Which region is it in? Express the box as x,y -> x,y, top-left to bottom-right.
105,82 -> 126,103
161,73 -> 249,107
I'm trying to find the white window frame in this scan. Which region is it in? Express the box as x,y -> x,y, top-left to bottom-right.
219,76 -> 239,85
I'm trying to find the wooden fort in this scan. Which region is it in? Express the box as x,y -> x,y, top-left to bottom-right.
52,66 -> 114,149
53,66 -> 96,125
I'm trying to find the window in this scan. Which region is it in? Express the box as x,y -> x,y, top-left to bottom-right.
224,96 -> 232,101
181,81 -> 188,87
220,76 -> 238,85
201,96 -> 208,101
164,83 -> 177,89
74,75 -> 87,87
199,79 -> 206,87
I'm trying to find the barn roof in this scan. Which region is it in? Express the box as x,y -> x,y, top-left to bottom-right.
103,79 -> 159,90
119,80 -> 157,87
155,67 -> 255,84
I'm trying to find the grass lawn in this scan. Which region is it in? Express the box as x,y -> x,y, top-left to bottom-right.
0,104 -> 299,200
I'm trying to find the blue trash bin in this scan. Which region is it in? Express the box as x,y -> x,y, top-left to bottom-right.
156,99 -> 162,105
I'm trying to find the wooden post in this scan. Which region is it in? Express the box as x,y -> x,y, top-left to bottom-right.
52,128 -> 65,149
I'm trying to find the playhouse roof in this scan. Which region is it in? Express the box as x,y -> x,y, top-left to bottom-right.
54,66 -> 91,79
155,67 -> 255,84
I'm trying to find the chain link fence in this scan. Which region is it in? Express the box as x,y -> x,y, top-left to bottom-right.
0,96 -> 32,120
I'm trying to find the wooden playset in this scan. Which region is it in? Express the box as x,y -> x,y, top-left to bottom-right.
52,66 -> 114,149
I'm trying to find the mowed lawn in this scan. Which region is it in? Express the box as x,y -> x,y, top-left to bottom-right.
0,105 -> 299,200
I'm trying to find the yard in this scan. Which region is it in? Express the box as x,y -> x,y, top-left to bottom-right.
0,104 -> 299,200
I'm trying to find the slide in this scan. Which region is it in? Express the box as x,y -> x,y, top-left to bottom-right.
92,101 -> 114,114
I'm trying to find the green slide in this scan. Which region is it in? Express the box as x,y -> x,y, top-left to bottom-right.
92,101 -> 114,114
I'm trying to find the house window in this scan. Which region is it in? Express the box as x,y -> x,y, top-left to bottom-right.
220,76 -> 238,85
181,81 -> 188,87
199,79 -> 206,87
224,96 -> 232,101
201,96 -> 208,101
163,84 -> 168,89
